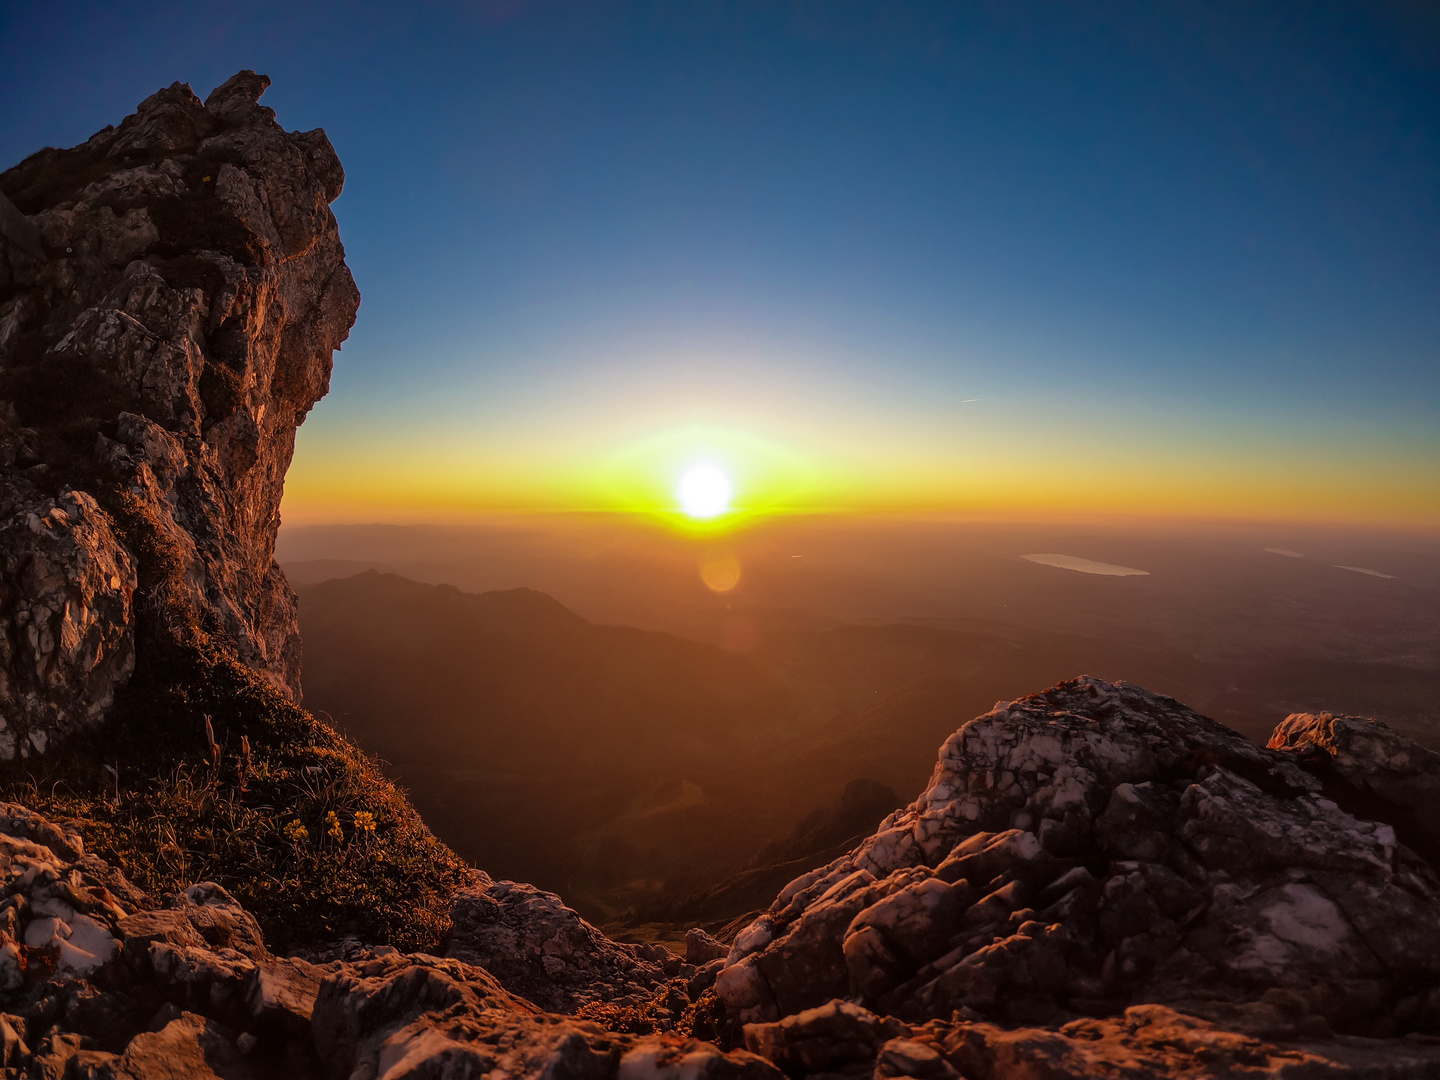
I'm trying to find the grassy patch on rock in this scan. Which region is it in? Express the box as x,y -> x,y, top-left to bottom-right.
0,488 -> 470,954
0,636 -> 470,954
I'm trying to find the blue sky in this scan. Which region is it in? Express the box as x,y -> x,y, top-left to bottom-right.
4,1 -> 1438,523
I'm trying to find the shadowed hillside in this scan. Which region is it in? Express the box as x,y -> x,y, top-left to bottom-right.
299,571 -> 812,915
297,565 -> 1440,928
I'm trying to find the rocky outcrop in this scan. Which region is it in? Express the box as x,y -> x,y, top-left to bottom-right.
743,998 -> 1440,1079
0,801 -> 781,1079
446,874 -> 679,1012
0,72 -> 359,754
716,678 -> 1440,1076
0,664 -> 1434,1078
0,485 -> 136,756
1269,710 -> 1440,858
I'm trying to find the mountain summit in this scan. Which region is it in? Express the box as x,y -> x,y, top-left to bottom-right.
2,75 -> 1439,1078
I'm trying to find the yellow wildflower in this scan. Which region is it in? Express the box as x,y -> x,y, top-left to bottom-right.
283,819 -> 308,843
326,810 -> 343,841
354,811 -> 376,834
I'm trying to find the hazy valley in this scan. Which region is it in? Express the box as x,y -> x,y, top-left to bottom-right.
288,519 -> 1440,935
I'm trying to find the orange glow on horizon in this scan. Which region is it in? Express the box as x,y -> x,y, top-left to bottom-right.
282,402 -> 1440,532
280,450 -> 1440,532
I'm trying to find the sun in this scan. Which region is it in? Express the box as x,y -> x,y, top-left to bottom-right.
678,465 -> 732,518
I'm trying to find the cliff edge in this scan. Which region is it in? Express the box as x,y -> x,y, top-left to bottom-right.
0,74 -> 465,960
0,70 -> 358,754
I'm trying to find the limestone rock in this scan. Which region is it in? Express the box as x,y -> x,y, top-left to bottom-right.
26,1028 -> 120,1078
244,955 -> 326,1033
935,1003 -> 1440,1079
118,882 -> 270,963
718,678 -> 1440,1062
0,71 -> 360,753
874,1036 -> 959,1080
686,927 -> 729,965
0,802 -> 779,1079
444,872 -> 673,1011
1270,710 -> 1440,856
113,1011 -> 260,1080
0,485 -> 135,757
0,688 -> 1434,1078
742,1000 -> 904,1075
312,951 -> 778,1079
0,816 -> 136,994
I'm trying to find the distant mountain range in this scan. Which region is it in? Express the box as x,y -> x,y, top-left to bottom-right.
300,567 -> 1440,927
299,571 -> 818,921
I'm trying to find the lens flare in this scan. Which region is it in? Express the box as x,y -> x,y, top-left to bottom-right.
700,554 -> 741,592
678,465 -> 732,518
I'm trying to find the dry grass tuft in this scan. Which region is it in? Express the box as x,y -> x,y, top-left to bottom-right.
0,486 -> 471,954
0,639 -> 470,953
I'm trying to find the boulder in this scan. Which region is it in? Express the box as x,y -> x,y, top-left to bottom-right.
686,927 -> 729,965
113,1011 -> 260,1080
743,1000 -> 903,1075
444,872 -> 672,1011
1270,710 -> 1440,857
718,678 -> 1440,1051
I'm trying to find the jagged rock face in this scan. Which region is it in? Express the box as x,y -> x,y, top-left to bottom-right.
0,802 -> 782,1079
1269,710 -> 1440,857
717,678 -> 1440,1058
0,72 -> 359,755
0,487 -> 136,756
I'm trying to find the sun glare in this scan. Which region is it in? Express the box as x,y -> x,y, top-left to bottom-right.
678,465 -> 732,518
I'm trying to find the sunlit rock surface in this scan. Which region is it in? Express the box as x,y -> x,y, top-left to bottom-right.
0,71 -> 359,754
1270,709 -> 1440,856
0,801 -> 780,1079
0,486 -> 135,756
718,677 -> 1440,1076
